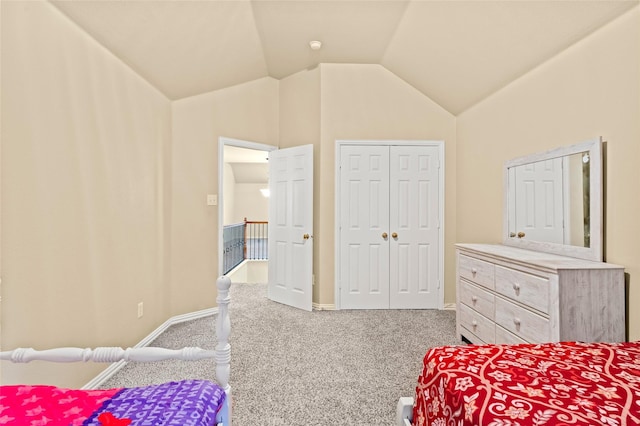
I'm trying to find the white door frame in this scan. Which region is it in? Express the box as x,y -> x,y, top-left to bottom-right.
217,137 -> 277,275
334,140 -> 445,310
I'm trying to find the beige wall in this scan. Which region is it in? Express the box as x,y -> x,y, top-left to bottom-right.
223,162 -> 236,225
233,184 -> 269,224
170,77 -> 279,316
223,166 -> 269,226
318,64 -> 457,306
279,68 -> 321,300
1,2 -> 279,387
279,68 -> 321,149
457,7 -> 640,339
1,2 -> 172,386
279,64 -> 457,307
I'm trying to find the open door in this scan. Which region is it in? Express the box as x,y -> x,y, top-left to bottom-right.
267,145 -> 313,311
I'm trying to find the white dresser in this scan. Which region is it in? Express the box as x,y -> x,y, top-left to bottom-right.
456,243 -> 626,344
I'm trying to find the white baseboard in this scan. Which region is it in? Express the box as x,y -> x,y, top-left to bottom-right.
313,303 -> 336,311
82,307 -> 218,390
312,303 -> 454,311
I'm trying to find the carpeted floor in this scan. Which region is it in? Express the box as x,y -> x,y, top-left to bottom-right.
102,282 -> 459,425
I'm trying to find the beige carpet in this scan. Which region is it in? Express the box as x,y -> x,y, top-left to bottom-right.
103,282 -> 459,425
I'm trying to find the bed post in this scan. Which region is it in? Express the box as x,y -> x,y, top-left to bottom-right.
216,275 -> 232,425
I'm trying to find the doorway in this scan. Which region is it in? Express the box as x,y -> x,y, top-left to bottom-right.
218,137 -> 276,280
219,138 -> 315,312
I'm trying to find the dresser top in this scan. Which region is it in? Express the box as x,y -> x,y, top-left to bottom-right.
456,243 -> 624,271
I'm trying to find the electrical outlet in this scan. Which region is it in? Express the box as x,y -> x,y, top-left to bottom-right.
206,194 -> 217,206
137,302 -> 144,318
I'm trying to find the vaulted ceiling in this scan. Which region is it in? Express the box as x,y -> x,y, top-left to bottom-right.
51,0 -> 637,114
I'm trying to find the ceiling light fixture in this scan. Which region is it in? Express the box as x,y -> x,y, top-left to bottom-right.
309,40 -> 322,51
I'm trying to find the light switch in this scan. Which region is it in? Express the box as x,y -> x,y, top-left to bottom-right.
207,194 -> 217,206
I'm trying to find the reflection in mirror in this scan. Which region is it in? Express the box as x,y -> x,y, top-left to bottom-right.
507,152 -> 590,247
503,138 -> 602,261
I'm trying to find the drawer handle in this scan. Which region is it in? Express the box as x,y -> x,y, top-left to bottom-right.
471,268 -> 477,276
513,318 -> 521,328
471,296 -> 478,304
513,282 -> 521,293
471,320 -> 478,328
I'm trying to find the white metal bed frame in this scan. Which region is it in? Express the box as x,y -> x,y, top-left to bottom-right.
1,275 -> 232,426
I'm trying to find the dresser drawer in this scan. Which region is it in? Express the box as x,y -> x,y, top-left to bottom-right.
495,297 -> 550,342
456,243 -> 626,345
458,254 -> 494,289
495,325 -> 528,345
495,266 -> 549,313
459,279 -> 495,320
459,303 -> 495,343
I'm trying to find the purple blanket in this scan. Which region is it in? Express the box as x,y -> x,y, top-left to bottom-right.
85,380 -> 226,426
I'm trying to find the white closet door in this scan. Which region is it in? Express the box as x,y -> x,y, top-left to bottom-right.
338,143 -> 441,309
339,145 -> 390,309
389,146 -> 440,309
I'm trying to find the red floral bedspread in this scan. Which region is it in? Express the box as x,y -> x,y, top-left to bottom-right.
413,341 -> 640,426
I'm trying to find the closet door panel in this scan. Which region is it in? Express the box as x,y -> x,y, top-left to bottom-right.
390,146 -> 440,309
339,145 -> 390,309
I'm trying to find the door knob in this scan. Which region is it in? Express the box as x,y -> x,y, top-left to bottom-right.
303,233 -> 310,240
517,231 -> 526,238
391,232 -> 398,238
382,232 -> 388,239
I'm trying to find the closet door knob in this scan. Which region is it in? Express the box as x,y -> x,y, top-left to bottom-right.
391,232 -> 398,238
382,232 -> 388,239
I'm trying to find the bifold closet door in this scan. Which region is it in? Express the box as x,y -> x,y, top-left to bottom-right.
339,145 -> 391,309
388,146 -> 440,309
339,144 -> 440,309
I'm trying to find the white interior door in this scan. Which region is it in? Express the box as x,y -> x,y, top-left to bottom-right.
339,143 -> 441,309
268,145 -> 313,311
514,157 -> 565,243
389,146 -> 440,309
339,145 -> 390,309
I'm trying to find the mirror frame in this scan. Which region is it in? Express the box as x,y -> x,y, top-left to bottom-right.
503,137 -> 602,261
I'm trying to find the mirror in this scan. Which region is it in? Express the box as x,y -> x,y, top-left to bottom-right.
503,138 -> 602,261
